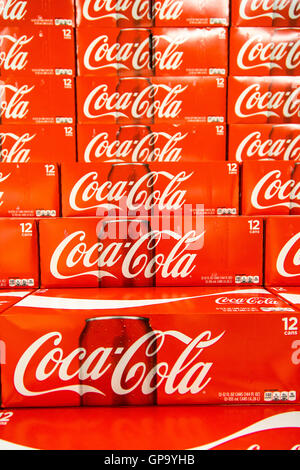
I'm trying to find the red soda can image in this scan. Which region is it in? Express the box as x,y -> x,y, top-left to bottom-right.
79,315 -> 157,406
96,218 -> 157,287
116,76 -> 155,125
104,162 -> 154,217
117,28 -> 152,77
116,125 -> 154,162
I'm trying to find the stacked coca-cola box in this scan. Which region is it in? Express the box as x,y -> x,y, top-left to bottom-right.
0,0 -> 77,291
0,2 -> 299,442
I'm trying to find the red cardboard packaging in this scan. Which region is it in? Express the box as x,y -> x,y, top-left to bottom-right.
0,76 -> 76,124
0,124 -> 76,163
0,163 -> 60,217
39,216 -> 263,288
77,123 -> 227,163
228,124 -> 300,162
0,218 -> 39,288
61,161 -> 239,217
0,286 -> 297,407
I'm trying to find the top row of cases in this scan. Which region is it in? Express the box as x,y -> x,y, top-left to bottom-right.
0,1 -> 299,28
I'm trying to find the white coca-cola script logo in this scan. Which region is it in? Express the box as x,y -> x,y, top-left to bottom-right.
14,329 -> 225,398
0,34 -> 33,71
153,0 -> 184,20
236,131 -> 300,162
81,0 -> 185,22
82,0 -> 151,22
84,83 -> 187,120
0,84 -> 34,120
237,34 -> 300,71
84,130 -> 188,163
239,0 -> 300,21
235,84 -> 300,119
0,132 -> 35,162
69,170 -> 192,212
277,232 -> 300,278
50,228 -> 204,281
251,169 -> 300,210
215,296 -> 278,305
0,0 -> 27,21
84,33 -> 187,72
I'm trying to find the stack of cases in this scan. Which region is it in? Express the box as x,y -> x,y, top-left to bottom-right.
229,0 -> 300,288
0,0 -> 298,433
0,0 -> 76,289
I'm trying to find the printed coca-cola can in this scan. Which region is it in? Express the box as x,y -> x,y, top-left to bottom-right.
228,76 -> 300,124
95,218 -> 156,287
228,124 -> 300,162
77,123 -> 226,163
231,0 -> 300,27
265,216 -> 300,286
77,76 -> 227,125
241,161 -> 299,215
0,163 -> 60,217
80,315 -> 157,406
230,27 -> 300,76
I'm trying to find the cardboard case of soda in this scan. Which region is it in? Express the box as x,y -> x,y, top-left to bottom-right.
0,0 -> 300,451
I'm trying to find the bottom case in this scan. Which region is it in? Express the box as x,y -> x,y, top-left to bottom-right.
0,286 -> 298,408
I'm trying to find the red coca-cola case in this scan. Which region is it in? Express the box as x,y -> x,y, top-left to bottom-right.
76,27 -> 228,77
77,123 -> 227,163
231,0 -> 300,27
228,124 -> 300,162
265,216 -> 300,286
38,216 -> 263,288
76,0 -> 229,28
241,161 -> 299,215
0,0 -> 75,26
0,289 -> 33,313
0,163 -> 60,217
230,27 -> 300,76
77,76 -> 227,125
0,218 -> 39,288
0,76 -> 75,124
228,76 -> 300,124
0,124 -> 76,163
0,286 -> 297,407
269,286 -> 300,311
61,161 -> 239,217
0,405 -> 300,449
0,26 -> 76,77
